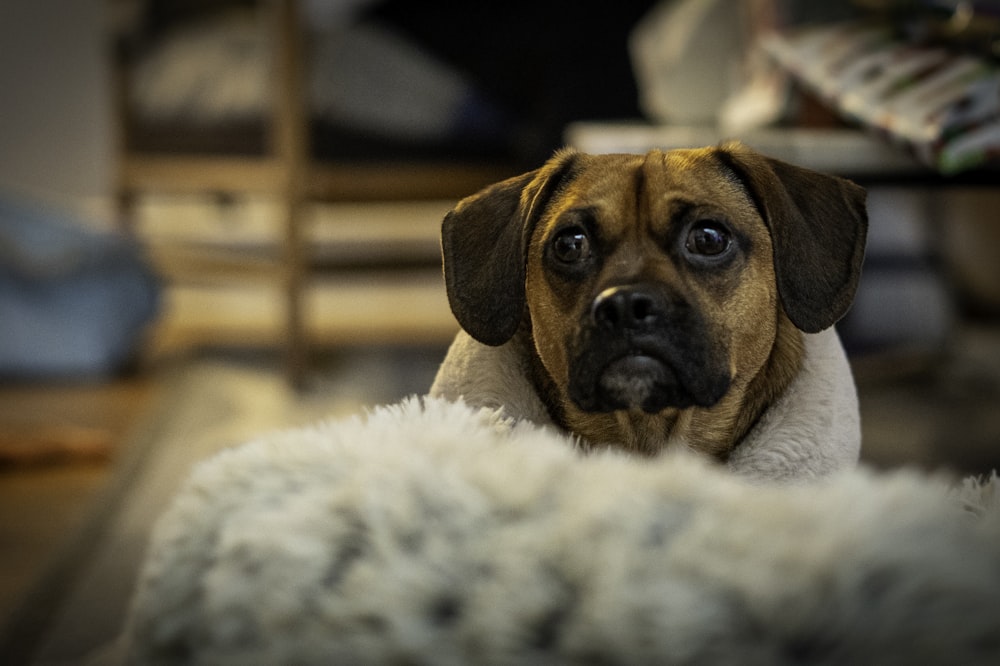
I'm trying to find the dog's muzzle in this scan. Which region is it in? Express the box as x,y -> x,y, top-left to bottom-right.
569,285 -> 731,414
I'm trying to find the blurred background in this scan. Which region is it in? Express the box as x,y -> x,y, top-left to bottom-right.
0,0 -> 998,663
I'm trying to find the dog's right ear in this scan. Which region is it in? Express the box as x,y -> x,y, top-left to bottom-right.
442,150 -> 578,346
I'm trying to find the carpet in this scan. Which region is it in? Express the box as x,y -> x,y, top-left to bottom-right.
1,349 -> 443,666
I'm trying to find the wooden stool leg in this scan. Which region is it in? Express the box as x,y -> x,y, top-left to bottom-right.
272,0 -> 309,388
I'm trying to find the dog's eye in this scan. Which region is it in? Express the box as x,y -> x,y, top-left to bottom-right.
552,227 -> 591,263
685,222 -> 732,257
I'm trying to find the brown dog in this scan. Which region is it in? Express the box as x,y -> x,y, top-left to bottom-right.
432,142 -> 867,464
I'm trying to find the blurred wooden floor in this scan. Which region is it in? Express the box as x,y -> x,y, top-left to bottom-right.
0,377 -> 157,631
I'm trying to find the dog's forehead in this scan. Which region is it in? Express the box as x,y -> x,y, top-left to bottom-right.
557,148 -> 746,210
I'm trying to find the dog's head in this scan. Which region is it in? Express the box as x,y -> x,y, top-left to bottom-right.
442,143 -> 867,417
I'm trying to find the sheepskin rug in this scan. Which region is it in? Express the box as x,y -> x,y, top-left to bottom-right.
122,397 -> 1000,665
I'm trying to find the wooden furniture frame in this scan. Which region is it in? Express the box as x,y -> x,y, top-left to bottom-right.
114,0 -> 512,386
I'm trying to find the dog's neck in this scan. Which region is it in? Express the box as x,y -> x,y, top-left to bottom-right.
524,316 -> 805,459
703,314 -> 805,459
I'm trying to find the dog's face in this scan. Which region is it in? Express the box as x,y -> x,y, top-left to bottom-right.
524,149 -> 779,415
442,143 -> 867,454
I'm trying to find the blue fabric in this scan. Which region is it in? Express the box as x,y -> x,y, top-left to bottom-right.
0,196 -> 161,378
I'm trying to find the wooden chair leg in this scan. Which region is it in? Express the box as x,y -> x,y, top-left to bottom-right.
272,0 -> 310,388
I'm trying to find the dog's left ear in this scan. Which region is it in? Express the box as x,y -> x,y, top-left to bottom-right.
716,141 -> 868,333
441,150 -> 579,346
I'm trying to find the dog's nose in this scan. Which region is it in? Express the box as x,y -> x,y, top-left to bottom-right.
591,286 -> 658,330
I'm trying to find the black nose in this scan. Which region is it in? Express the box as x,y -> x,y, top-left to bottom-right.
591,286 -> 659,331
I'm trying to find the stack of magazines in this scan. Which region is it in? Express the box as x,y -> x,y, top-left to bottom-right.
763,17 -> 999,175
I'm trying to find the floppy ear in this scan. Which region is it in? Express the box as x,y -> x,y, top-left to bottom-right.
441,150 -> 578,346
716,141 -> 868,333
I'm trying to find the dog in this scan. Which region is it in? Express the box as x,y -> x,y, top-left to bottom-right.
431,142 -> 867,476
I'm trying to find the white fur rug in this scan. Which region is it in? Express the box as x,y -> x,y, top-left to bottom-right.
121,397 -> 1000,665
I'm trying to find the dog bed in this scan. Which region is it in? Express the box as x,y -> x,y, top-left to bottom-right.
121,397 -> 1000,665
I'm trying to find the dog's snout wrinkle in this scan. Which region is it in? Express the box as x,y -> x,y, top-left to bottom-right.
592,286 -> 658,331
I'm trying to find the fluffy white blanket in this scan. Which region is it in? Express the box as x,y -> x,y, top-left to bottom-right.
121,397 -> 1000,665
